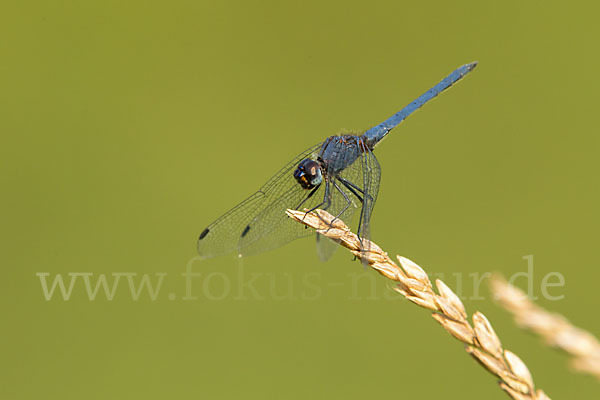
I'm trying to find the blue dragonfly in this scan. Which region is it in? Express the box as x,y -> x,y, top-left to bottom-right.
198,62 -> 477,260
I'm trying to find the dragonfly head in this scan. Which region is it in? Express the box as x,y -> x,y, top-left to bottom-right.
293,159 -> 323,189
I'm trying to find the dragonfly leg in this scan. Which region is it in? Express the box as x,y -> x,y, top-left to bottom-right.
329,179 -> 352,227
303,179 -> 332,226
336,178 -> 370,261
336,176 -> 374,203
305,177 -> 353,235
336,177 -> 369,238
336,176 -> 372,256
294,184 -> 320,210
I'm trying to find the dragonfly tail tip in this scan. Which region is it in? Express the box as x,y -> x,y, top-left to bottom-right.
466,61 -> 478,71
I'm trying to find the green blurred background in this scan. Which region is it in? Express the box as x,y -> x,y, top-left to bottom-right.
2,1 -> 599,398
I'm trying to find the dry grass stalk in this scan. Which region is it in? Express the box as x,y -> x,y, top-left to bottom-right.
490,274 -> 600,380
286,209 -> 551,400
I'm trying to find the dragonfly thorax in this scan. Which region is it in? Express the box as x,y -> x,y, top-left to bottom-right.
293,159 -> 323,189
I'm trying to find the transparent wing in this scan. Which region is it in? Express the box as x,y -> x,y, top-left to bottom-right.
197,142 -> 324,259
315,233 -> 339,262
359,149 -> 381,243
236,178 -> 327,257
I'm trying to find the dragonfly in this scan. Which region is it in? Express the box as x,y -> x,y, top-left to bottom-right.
198,62 -> 477,260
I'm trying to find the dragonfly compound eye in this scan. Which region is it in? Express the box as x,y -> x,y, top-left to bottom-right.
293,159 -> 323,189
